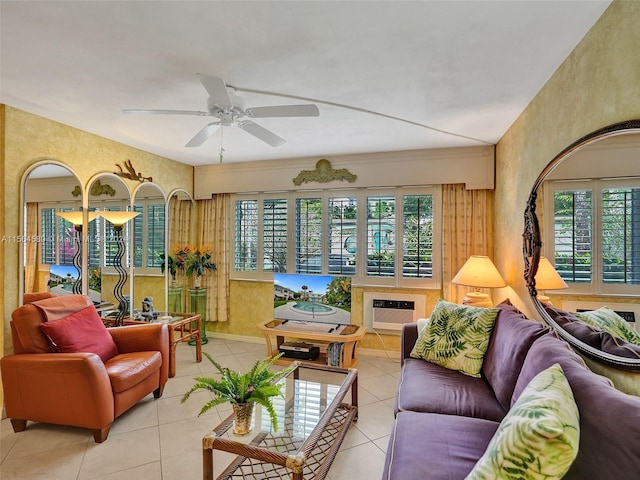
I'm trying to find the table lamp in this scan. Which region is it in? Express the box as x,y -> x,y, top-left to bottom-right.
100,211 -> 140,325
452,255 -> 506,307
534,256 -> 568,304
55,211 -> 98,294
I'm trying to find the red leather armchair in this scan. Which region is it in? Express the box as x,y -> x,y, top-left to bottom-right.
1,295 -> 169,442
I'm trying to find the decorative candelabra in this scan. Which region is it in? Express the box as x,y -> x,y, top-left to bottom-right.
100,211 -> 140,326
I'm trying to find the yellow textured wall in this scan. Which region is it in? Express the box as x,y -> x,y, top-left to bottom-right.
1,105 -> 5,408
494,0 -> 640,318
2,106 -> 193,356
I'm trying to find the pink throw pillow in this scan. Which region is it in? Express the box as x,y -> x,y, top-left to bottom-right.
39,305 -> 118,362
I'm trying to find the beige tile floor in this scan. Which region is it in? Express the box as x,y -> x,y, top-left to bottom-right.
1,336 -> 400,480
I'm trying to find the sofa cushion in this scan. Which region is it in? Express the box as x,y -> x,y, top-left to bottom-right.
383,411 -> 499,480
396,358 -> 506,422
512,332 -> 640,480
544,304 -> 640,359
105,351 -> 162,393
39,305 -> 119,362
466,363 -> 580,480
410,299 -> 499,378
574,306 -> 640,345
482,300 -> 550,411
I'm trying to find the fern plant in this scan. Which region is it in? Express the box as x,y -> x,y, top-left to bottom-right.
181,352 -> 293,431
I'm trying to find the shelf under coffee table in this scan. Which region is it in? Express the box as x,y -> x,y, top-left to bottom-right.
202,361 -> 358,480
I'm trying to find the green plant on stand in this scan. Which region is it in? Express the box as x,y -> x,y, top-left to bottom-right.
180,246 -> 216,345
181,352 -> 293,436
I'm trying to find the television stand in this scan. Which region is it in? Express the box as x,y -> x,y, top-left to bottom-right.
257,319 -> 367,368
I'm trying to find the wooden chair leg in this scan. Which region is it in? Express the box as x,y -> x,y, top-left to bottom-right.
153,384 -> 165,398
10,419 -> 27,433
92,426 -> 111,443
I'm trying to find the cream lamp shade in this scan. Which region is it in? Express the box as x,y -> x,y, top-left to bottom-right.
100,211 -> 140,227
55,211 -> 99,227
452,255 -> 506,307
534,256 -> 568,304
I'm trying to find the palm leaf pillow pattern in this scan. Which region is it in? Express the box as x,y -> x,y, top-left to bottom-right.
410,299 -> 499,378
465,363 -> 580,480
574,306 -> 640,346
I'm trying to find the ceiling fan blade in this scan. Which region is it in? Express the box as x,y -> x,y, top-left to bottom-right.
197,73 -> 232,108
245,104 -> 319,118
238,120 -> 286,147
185,122 -> 220,147
123,109 -> 210,116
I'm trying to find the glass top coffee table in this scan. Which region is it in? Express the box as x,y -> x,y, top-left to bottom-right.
202,361 -> 358,480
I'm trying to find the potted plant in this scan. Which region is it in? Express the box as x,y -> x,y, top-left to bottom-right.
181,352 -> 292,435
181,246 -> 216,288
159,253 -> 177,283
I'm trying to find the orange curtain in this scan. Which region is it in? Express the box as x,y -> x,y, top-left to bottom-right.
24,203 -> 39,293
442,184 -> 495,303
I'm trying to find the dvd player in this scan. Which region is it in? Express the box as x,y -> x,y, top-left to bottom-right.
279,341 -> 320,361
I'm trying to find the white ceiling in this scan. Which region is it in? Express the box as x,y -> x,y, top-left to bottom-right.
0,0 -> 611,166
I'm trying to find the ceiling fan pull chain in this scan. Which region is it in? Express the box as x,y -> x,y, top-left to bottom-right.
219,126 -> 225,163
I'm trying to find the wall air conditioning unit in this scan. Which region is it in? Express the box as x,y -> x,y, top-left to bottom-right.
364,292 -> 426,333
372,299 -> 415,330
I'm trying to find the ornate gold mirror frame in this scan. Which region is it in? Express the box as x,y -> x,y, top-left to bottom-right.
523,119 -> 640,370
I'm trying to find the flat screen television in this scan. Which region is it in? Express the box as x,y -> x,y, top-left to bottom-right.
274,273 -> 351,326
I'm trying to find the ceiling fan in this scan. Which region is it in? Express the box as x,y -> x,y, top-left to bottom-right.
123,73 -> 320,148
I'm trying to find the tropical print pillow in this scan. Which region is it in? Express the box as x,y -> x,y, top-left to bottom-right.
575,307 -> 640,346
465,363 -> 580,480
410,299 -> 499,378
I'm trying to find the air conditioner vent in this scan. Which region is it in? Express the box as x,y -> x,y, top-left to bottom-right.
364,292 -> 426,334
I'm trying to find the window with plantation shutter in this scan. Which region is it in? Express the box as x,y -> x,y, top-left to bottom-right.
602,186 -> 640,284
296,197 -> 323,274
546,179 -> 640,294
328,196 -> 357,275
552,189 -> 593,283
41,207 -> 57,265
366,195 -> 395,277
235,199 -> 258,272
231,187 -> 440,288
263,198 -> 288,273
133,202 -> 166,268
403,194 -> 434,278
40,206 -> 76,266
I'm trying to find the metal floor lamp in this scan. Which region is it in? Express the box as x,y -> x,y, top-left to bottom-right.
100,211 -> 140,326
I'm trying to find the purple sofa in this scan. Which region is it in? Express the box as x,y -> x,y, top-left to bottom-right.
382,301 -> 640,480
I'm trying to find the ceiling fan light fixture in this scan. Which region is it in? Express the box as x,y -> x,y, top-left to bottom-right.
124,74 -> 319,149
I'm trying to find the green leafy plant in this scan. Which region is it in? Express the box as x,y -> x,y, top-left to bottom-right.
159,247 -> 187,281
181,352 -> 292,431
182,246 -> 216,278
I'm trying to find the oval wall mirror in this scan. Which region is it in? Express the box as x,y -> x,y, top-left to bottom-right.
523,119 -> 640,379
88,174 -> 132,320
21,163 -> 83,301
166,189 -> 195,313
132,182 -> 167,318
